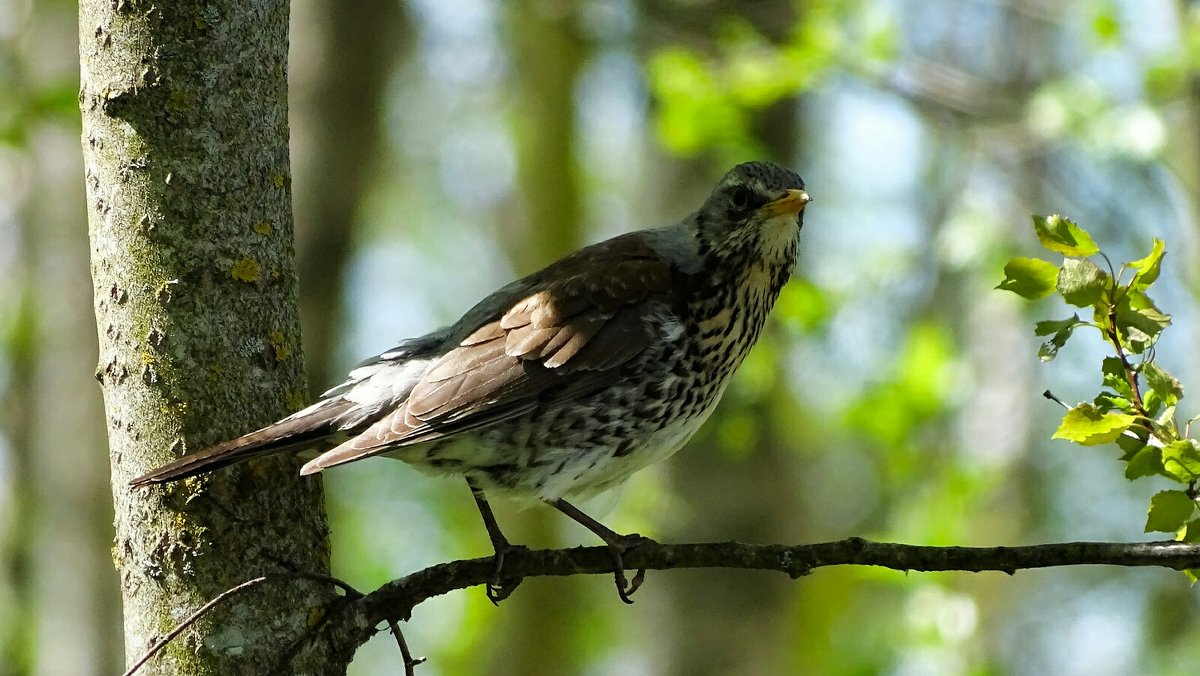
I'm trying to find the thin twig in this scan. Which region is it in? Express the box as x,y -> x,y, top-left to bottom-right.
260,554 -> 365,600
280,570 -> 363,600
126,571 -> 356,676
1106,305 -> 1148,417
387,619 -> 426,676
1043,390 -> 1069,409
123,576 -> 270,676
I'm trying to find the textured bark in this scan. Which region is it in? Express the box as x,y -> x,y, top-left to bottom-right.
30,130 -> 125,675
79,1 -> 336,673
309,538 -> 1200,660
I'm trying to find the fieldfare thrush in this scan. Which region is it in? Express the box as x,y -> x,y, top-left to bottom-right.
131,160 -> 810,603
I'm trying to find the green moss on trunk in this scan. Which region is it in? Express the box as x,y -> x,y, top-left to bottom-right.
80,1 -> 338,673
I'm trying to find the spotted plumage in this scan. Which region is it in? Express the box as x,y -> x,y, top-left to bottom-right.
131,160 -> 809,602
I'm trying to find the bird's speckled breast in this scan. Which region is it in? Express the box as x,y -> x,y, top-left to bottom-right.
399,243 -> 795,503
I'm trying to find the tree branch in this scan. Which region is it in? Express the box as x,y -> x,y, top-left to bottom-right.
307,538 -> 1200,661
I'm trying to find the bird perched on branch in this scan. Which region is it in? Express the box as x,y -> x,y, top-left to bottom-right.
132,160 -> 810,603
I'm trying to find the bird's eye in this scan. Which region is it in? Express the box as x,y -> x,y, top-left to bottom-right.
730,186 -> 750,209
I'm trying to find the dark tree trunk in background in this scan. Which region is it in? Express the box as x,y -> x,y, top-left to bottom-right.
290,0 -> 407,388
636,3 -> 808,672
3,4 -> 122,673
659,100 -> 806,676
79,1 -> 336,672
480,4 -> 591,675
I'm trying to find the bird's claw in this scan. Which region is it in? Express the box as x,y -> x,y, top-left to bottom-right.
607,533 -> 654,604
486,542 -> 527,605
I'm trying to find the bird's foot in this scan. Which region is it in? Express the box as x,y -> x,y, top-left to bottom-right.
606,533 -> 654,604
486,541 -> 528,605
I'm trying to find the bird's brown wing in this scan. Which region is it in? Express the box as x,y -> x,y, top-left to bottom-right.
300,234 -> 683,473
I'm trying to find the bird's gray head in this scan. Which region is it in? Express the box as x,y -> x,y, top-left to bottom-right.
692,161 -> 809,276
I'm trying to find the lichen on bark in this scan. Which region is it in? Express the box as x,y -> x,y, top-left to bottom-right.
80,1 -> 337,673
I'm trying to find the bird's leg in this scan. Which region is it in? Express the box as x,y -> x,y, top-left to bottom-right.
548,497 -> 653,604
467,480 -> 525,604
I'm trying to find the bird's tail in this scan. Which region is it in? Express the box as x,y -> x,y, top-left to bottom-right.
128,398 -> 357,487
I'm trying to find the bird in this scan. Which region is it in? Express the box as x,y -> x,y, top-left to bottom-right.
131,160 -> 810,603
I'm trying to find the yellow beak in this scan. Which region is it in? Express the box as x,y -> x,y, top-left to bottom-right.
759,188 -> 811,218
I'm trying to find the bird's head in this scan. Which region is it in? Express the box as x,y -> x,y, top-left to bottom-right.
692,161 -> 809,278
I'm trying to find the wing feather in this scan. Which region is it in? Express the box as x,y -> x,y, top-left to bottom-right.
301,233 -> 687,473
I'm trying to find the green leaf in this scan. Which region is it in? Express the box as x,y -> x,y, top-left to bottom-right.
1128,238 -> 1165,291
1036,342 -> 1060,362
1142,361 -> 1183,406
1034,314 -> 1083,337
1101,357 -> 1134,400
1182,518 -> 1200,544
1145,490 -> 1196,533
1129,290 -> 1165,312
1033,214 -> 1100,257
1094,391 -> 1131,412
1053,403 -> 1137,445
1162,440 -> 1200,481
1158,404 -> 1178,436
1141,389 -> 1162,420
997,257 -> 1059,299
1116,432 -> 1147,461
1125,445 -> 1163,479
1033,314 -> 1083,362
1057,258 -> 1110,307
1114,293 -> 1171,354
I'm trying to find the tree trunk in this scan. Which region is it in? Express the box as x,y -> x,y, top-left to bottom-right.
290,0 -> 406,389
79,1 -> 336,673
478,5 -> 592,675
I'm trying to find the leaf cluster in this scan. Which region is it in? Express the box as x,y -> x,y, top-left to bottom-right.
998,216 -> 1200,562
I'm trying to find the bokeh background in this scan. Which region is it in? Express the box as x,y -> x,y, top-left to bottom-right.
3,0 -> 1200,673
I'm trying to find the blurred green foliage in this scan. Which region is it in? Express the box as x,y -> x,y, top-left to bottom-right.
648,1 -> 894,160
6,0 -> 1200,674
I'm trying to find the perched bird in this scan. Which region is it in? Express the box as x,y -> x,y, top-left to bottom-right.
132,160 -> 810,603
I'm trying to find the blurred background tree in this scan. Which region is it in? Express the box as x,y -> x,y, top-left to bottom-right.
3,0 -> 1200,673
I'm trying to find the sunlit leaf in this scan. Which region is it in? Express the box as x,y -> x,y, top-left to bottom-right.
1033,214 -> 1099,257
1142,361 -> 1183,406
1158,404 -> 1178,435
1053,403 -> 1136,445
1162,440 -> 1200,481
1057,258 -> 1109,307
1143,389 -> 1163,418
1114,294 -> 1171,353
1128,238 -> 1165,291
1145,490 -> 1196,533
997,257 -> 1058,299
